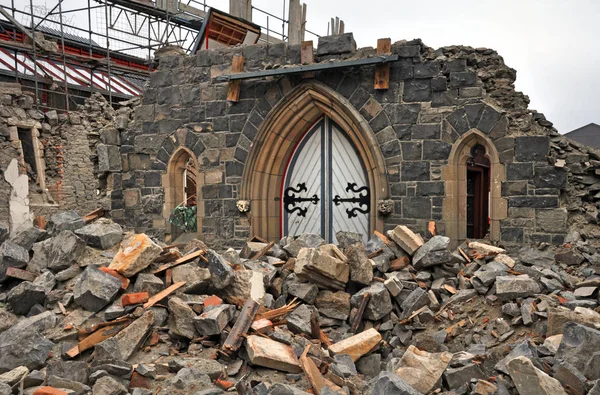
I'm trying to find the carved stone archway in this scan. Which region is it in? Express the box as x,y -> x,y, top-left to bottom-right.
241,81 -> 389,241
442,129 -> 507,246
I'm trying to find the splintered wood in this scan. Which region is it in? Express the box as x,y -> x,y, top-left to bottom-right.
255,299 -> 300,322
222,298 -> 260,354
299,346 -> 345,395
64,319 -> 131,359
153,250 -> 206,274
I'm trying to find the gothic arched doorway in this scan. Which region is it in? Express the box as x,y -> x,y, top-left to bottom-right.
282,116 -> 370,243
466,144 -> 490,239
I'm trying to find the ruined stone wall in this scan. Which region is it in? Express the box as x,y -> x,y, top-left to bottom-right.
108,36 -> 600,248
0,84 -> 108,231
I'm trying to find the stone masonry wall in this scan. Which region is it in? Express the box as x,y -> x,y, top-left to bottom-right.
108,36 -> 600,249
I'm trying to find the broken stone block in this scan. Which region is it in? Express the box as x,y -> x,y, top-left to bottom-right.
474,380 -> 497,395
0,365 -> 28,386
7,281 -> 45,315
388,225 -> 424,256
171,263 -> 210,294
412,235 -> 449,269
286,304 -> 318,336
367,371 -> 421,395
507,356 -> 567,395
285,276 -> 319,304
133,273 -> 164,295
336,231 -> 364,249
0,224 -> 8,245
472,261 -> 509,287
193,304 -> 235,336
246,335 -> 301,373
495,275 -> 541,300
384,277 -> 403,297
171,367 -> 211,390
219,269 -> 254,304
269,383 -> 311,395
47,360 -> 88,384
574,286 -> 597,298
109,234 -> 162,277
547,306 -> 600,336
0,240 -> 29,282
344,242 -> 373,286
468,242 -> 505,256
394,345 -> 452,394
92,375 -> 128,395
111,310 -> 154,360
443,363 -> 485,390
356,353 -> 382,378
315,290 -> 350,320
33,271 -> 56,293
553,361 -> 587,395
73,265 -> 122,312
518,247 -> 555,268
330,354 -> 357,378
11,226 -> 46,250
283,233 -> 325,257
46,210 -> 84,236
494,339 -> 539,375
47,231 -> 86,272
294,245 -> 349,290
168,297 -> 197,340
351,282 -> 393,321
239,242 -> 268,259
328,328 -> 382,361
399,287 -> 430,320
205,249 -> 234,289
74,221 -> 123,250
555,321 -> 600,380
317,33 -> 357,56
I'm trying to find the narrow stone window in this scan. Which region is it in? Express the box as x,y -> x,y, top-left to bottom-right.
16,126 -> 46,191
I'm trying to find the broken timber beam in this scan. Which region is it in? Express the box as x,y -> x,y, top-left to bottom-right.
64,319 -> 131,359
226,55 -> 244,102
374,38 -> 391,90
222,298 -> 260,354
143,282 -> 186,310
153,250 -> 205,274
214,55 -> 399,82
350,292 -> 371,333
299,345 -> 345,395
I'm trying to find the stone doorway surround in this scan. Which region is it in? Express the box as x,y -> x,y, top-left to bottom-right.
241,81 -> 389,241
162,145 -> 200,241
442,129 -> 507,246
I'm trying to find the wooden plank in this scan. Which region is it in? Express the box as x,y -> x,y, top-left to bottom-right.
6,267 -> 37,282
83,208 -> 105,223
152,250 -> 205,274
299,346 -> 345,395
389,256 -> 410,271
251,241 -> 274,260
288,0 -> 302,45
222,298 -> 260,354
227,55 -> 244,103
34,215 -> 46,230
300,41 -> 315,79
458,247 -> 472,263
143,282 -> 186,310
64,320 -> 131,359
374,38 -> 391,90
350,292 -> 370,333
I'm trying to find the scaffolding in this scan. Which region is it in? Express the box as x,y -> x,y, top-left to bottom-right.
0,0 -> 322,113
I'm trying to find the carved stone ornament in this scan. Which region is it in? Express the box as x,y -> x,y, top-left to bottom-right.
377,199 -> 394,216
236,200 -> 250,213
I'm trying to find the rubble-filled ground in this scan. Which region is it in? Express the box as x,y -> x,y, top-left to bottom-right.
2,211 -> 600,395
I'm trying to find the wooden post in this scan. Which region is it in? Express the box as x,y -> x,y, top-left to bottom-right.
288,0 -> 302,45
229,0 -> 252,21
350,292 -> 371,333
300,41 -> 314,79
374,38 -> 391,90
227,55 -> 244,103
222,298 -> 260,354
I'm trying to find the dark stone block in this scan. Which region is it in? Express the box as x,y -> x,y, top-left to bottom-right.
528,233 -> 551,244
534,188 -> 559,196
411,124 -> 440,140
416,182 -> 445,196
393,124 -> 412,140
229,114 -> 247,133
465,103 -> 484,126
185,131 -> 199,149
157,120 -> 182,134
401,142 -> 422,160
225,133 -> 240,148
503,181 -> 528,196
495,137 -> 515,152
501,228 -> 523,242
228,99 -> 255,115
202,185 -> 218,199
144,171 -> 161,187
423,140 -> 452,160
156,148 -> 170,164
507,163 -> 534,180
226,161 -> 244,177
205,200 -> 223,217
509,196 -> 559,208
390,60 -> 413,80
349,88 -> 370,110
381,140 -> 401,158
223,200 -> 239,217
205,101 -> 227,118
242,121 -> 258,141
316,33 -> 357,56
431,76 -> 447,92
385,104 -> 420,124
403,79 -> 431,102
446,109 -> 470,135
369,111 -> 390,133
534,166 -> 567,189
192,140 -> 205,157
401,162 -> 430,181
403,197 -> 432,219
392,44 -> 420,57
432,90 -> 458,107
449,71 -> 477,87
477,106 -> 502,133
414,62 -> 440,78
234,148 -> 248,163
390,183 -> 406,197
218,185 -> 233,199
515,136 -> 549,162
212,116 -> 229,131
443,59 -> 467,73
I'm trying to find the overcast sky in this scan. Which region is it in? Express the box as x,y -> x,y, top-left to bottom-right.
14,0 -> 600,134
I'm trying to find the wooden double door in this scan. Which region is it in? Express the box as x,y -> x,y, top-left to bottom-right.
281,117 -> 370,243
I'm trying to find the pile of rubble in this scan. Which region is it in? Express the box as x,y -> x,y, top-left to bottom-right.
2,212 -> 600,394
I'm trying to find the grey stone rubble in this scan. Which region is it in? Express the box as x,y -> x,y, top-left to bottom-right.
3,214 -> 600,394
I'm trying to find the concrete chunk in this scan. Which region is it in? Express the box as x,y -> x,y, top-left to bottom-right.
328,328 -> 382,362
246,335 -> 301,373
